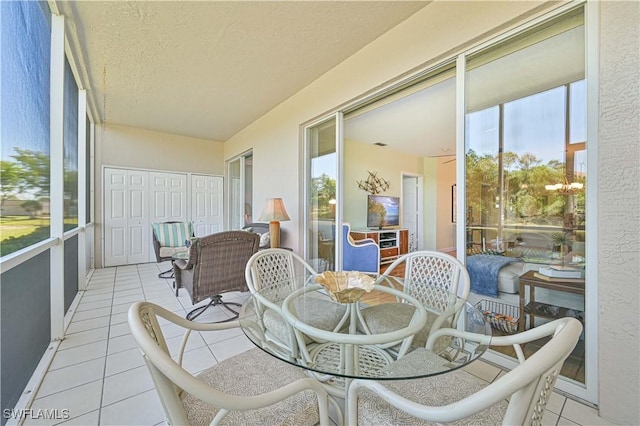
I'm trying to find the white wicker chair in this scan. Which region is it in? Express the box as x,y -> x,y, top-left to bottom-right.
244,248 -> 347,359
347,317 -> 583,425
128,301 -> 330,426
358,251 -> 471,354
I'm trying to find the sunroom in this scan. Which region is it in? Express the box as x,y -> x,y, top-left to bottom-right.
1,1 -> 637,425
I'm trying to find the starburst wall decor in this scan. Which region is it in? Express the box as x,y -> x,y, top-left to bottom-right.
357,171 -> 390,194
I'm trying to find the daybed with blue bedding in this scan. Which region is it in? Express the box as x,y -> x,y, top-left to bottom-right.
467,254 -> 524,297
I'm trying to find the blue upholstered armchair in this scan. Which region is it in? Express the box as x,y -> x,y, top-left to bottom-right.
342,223 -> 380,274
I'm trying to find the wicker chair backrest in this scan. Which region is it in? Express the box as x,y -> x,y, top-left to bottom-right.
191,231 -> 260,300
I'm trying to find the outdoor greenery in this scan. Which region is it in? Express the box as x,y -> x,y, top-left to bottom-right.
0,149 -> 51,208
311,173 -> 336,219
465,149 -> 585,228
0,216 -> 78,257
1,149 -> 79,256
0,216 -> 50,256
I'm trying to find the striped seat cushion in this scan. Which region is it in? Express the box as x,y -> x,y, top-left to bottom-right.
153,222 -> 193,247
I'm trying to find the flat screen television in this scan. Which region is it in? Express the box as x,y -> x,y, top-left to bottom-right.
367,195 -> 400,229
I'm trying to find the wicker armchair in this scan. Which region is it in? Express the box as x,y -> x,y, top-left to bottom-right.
174,230 -> 259,321
152,221 -> 193,279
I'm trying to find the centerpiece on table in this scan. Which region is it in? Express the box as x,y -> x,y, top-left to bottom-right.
315,271 -> 375,303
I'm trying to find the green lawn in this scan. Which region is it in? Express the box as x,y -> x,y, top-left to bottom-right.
0,216 -> 50,239
0,215 -> 78,257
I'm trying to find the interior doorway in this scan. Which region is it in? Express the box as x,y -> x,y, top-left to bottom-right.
402,173 -> 423,252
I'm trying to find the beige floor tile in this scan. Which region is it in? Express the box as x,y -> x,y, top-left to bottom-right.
199,325 -> 244,345
546,391 -> 567,415
185,305 -> 235,323
27,380 -> 102,425
101,365 -> 155,407
180,346 -> 217,375
105,347 -> 145,377
112,281 -> 141,290
108,322 -> 131,338
49,340 -> 108,371
75,299 -> 113,312
99,389 -> 164,426
112,294 -> 145,306
462,359 -> 501,383
83,285 -> 114,294
37,359 -> 105,398
59,327 -> 109,351
146,296 -> 184,311
561,398 -> 616,425
165,332 -> 207,356
56,409 -> 99,425
109,303 -> 132,315
108,312 -> 128,326
208,334 -> 254,362
69,307 -> 112,322
79,292 -> 114,303
107,334 -> 137,355
542,410 -> 560,426
557,416 -> 581,425
86,278 -> 115,285
66,316 -> 111,335
140,288 -> 172,300
158,322 -> 188,339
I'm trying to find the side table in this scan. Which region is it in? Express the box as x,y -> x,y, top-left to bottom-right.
518,270 -> 585,332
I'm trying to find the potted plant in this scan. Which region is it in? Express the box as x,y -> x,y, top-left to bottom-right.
550,232 -> 573,266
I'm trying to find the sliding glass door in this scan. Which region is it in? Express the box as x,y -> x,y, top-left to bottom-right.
304,116 -> 340,272
301,3 -> 592,401
464,7 -> 588,388
227,151 -> 253,230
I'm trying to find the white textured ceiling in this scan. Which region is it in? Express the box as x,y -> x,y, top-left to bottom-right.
59,1 -> 428,141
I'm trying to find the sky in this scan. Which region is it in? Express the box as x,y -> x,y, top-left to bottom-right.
1,1 -> 51,162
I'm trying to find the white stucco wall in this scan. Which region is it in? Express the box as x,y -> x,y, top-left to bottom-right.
437,157 -> 457,251
94,124 -> 225,267
98,123 -> 225,174
343,139 -> 422,230
597,1 -> 640,423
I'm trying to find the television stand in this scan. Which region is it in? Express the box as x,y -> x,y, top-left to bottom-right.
350,228 -> 409,275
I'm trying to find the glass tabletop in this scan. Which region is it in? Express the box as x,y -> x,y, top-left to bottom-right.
239,276 -> 491,381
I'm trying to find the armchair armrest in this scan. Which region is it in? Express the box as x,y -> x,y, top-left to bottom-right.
352,237 -> 376,246
174,243 -> 198,271
343,241 -> 380,273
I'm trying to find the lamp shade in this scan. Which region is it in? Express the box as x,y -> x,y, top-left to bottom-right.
258,198 -> 290,222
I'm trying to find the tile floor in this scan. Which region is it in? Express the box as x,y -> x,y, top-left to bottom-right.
21,262 -> 615,425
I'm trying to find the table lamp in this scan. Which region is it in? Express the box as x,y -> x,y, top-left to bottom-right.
258,198 -> 290,248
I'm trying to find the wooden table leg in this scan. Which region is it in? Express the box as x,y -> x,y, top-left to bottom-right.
529,284 -> 535,330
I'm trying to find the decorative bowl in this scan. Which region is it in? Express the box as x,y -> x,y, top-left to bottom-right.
315,271 -> 375,303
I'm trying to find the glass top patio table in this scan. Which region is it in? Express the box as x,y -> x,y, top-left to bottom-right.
239,276 -> 492,381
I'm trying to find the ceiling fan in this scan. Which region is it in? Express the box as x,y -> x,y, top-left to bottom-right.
428,152 -> 456,164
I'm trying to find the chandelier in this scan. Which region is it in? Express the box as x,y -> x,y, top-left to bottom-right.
545,176 -> 584,195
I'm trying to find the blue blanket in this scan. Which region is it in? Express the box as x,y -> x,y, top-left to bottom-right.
467,254 -> 519,297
